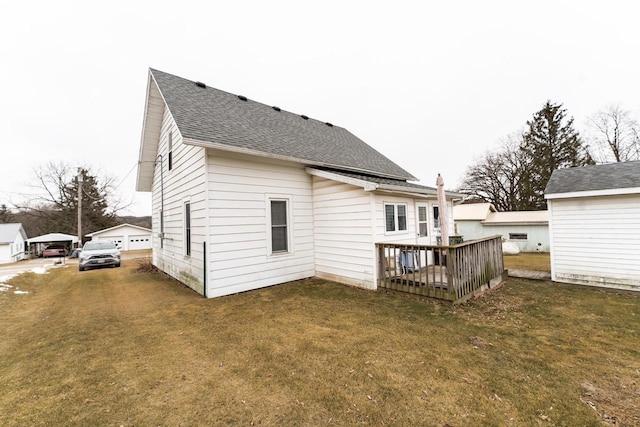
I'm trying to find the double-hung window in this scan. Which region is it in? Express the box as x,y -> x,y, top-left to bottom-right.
269,199 -> 289,254
384,203 -> 407,233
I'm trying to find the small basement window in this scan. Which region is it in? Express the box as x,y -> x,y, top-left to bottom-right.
509,233 -> 528,241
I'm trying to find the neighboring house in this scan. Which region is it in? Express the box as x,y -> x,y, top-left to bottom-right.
545,161 -> 640,291
136,69 -> 462,298
453,203 -> 549,252
0,223 -> 28,264
86,223 -> 152,251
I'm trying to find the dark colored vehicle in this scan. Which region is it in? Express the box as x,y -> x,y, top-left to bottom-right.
42,245 -> 67,258
78,241 -> 121,271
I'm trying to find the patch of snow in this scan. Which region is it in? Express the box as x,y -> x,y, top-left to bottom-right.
502,242 -> 521,255
31,267 -> 47,274
0,274 -> 17,289
14,290 -> 29,295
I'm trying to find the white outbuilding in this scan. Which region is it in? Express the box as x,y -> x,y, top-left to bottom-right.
85,224 -> 152,251
545,161 -> 640,291
0,223 -> 28,264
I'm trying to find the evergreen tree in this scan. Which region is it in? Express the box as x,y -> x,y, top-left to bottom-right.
0,204 -> 15,223
521,101 -> 594,209
16,163 -> 120,239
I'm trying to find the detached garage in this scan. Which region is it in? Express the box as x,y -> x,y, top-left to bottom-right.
86,224 -> 152,251
545,161 -> 640,291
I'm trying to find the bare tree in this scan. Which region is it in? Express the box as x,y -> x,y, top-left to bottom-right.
460,132 -> 534,211
587,104 -> 640,163
15,162 -> 126,237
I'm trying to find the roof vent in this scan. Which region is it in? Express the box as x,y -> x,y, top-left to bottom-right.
272,106 -> 281,112
237,95 -> 248,101
325,122 -> 333,127
195,81 -> 206,88
300,115 -> 309,120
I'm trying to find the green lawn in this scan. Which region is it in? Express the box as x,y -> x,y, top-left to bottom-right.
0,260 -> 638,426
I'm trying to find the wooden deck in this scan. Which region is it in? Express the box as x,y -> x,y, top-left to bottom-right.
376,236 -> 507,303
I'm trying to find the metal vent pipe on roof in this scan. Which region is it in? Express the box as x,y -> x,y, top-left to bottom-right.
237,95 -> 248,101
195,81 -> 206,88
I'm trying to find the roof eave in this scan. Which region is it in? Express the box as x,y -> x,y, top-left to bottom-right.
545,186 -> 640,200
136,70 -> 166,192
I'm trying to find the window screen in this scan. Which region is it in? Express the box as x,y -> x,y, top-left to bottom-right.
271,200 -> 288,252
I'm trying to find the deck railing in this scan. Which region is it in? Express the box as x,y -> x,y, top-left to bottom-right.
376,236 -> 506,303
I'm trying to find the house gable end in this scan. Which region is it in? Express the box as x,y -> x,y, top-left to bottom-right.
137,72 -> 167,192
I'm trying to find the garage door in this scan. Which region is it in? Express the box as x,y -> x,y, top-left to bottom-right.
109,237 -> 124,250
129,235 -> 151,250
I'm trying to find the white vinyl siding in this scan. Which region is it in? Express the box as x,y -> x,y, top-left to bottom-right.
312,177 -> 375,289
0,228 -> 26,264
548,194 -> 640,290
206,150 -> 314,297
151,109 -> 207,294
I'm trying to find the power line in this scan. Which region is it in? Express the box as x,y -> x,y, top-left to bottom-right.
114,162 -> 139,190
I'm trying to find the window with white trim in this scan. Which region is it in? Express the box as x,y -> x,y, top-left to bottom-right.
384,203 -> 407,233
270,199 -> 289,253
418,206 -> 428,237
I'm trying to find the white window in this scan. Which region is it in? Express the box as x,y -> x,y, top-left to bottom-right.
384,203 -> 407,233
267,195 -> 292,255
417,206 -> 428,237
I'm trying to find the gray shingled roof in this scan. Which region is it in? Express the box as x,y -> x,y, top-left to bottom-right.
545,161 -> 640,195
150,69 -> 416,180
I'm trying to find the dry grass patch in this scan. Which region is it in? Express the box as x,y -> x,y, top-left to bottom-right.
503,252 -> 551,272
0,262 -> 638,425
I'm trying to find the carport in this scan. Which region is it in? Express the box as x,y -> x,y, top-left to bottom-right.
27,233 -> 78,258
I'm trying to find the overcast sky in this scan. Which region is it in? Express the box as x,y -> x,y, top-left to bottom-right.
1,0 -> 639,217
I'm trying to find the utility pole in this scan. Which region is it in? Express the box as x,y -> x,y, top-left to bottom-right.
77,168 -> 83,249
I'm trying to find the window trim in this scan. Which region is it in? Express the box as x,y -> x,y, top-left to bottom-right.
266,194 -> 292,256
417,205 -> 429,238
384,202 -> 408,234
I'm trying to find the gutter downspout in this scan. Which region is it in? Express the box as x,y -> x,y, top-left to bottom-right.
203,241 -> 207,298
155,154 -> 164,249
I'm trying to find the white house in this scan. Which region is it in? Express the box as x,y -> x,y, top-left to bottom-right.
136,69 -> 462,298
545,161 -> 640,291
0,223 -> 28,264
86,223 -> 152,251
453,203 -> 549,252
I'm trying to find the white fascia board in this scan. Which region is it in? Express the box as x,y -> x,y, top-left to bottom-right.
545,186 -> 640,200
305,167 -> 378,191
